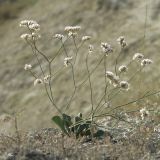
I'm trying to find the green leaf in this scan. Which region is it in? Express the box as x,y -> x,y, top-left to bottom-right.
94,130 -> 105,139
52,116 -> 69,136
62,114 -> 72,133
62,114 -> 72,126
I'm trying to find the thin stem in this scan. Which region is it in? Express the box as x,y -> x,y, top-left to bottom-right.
104,55 -> 108,103
72,37 -> 78,64
86,52 -> 94,115
65,62 -> 77,110
27,41 -> 62,114
61,39 -> 68,57
50,38 -> 69,63
108,90 -> 159,113
78,55 -> 104,88
114,49 -> 122,75
29,70 -> 38,79
128,67 -> 143,82
33,42 -> 50,62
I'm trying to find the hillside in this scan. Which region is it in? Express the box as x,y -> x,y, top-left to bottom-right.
0,0 -> 160,132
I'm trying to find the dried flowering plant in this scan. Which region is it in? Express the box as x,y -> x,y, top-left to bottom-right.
20,20 -> 160,139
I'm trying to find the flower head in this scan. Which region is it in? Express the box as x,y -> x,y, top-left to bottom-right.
141,59 -> 153,67
31,32 -> 41,40
19,20 -> 40,32
20,33 -> 32,41
106,71 -> 119,87
24,64 -> 32,71
88,44 -> 94,54
64,26 -> 81,37
106,71 -> 115,80
133,53 -> 144,61
64,26 -> 81,33
120,81 -> 129,90
118,65 -> 128,73
54,34 -> 64,40
101,42 -> 113,55
82,36 -> 91,42
117,36 -> 127,48
64,57 -> 72,67
34,79 -> 43,86
44,75 -> 51,84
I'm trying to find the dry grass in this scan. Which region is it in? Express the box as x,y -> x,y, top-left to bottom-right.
0,104 -> 160,160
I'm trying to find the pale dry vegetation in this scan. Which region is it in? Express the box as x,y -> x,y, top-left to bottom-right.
0,0 -> 160,160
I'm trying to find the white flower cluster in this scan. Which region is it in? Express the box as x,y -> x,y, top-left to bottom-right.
82,36 -> 91,42
64,26 -> 81,37
20,20 -> 41,41
54,34 -> 64,40
119,81 -> 129,90
33,75 -> 51,86
101,42 -> 113,56
118,65 -> 128,73
34,78 -> 43,86
24,64 -> 32,71
141,59 -> 153,66
106,71 -> 129,90
117,36 -> 127,48
20,20 -> 40,32
132,53 -> 153,67
106,71 -> 120,87
133,53 -> 144,61
64,57 -> 73,67
44,75 -> 51,84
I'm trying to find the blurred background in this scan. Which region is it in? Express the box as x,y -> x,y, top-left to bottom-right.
0,0 -> 160,132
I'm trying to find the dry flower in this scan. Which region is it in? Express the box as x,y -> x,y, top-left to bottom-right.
34,78 -> 43,86
106,71 -> 115,80
54,34 -> 64,40
101,42 -> 113,55
20,20 -> 40,32
82,36 -> 91,42
117,36 -> 127,48
118,65 -> 128,73
20,33 -> 32,41
32,32 -> 41,40
120,81 -> 129,90
24,64 -> 32,71
88,44 -> 94,54
106,71 -> 119,87
29,23 -> 40,32
133,53 -> 144,61
64,26 -> 81,33
64,57 -> 72,67
68,31 -> 77,38
141,59 -> 153,66
44,75 -> 51,84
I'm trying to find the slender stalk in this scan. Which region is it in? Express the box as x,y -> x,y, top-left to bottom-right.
27,41 -> 62,114
50,38 -> 68,63
104,55 -> 108,103
72,37 -> 78,64
78,55 -> 104,88
61,39 -> 68,57
65,62 -> 77,110
107,90 -> 159,114
114,48 -> 122,75
86,52 -> 94,115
